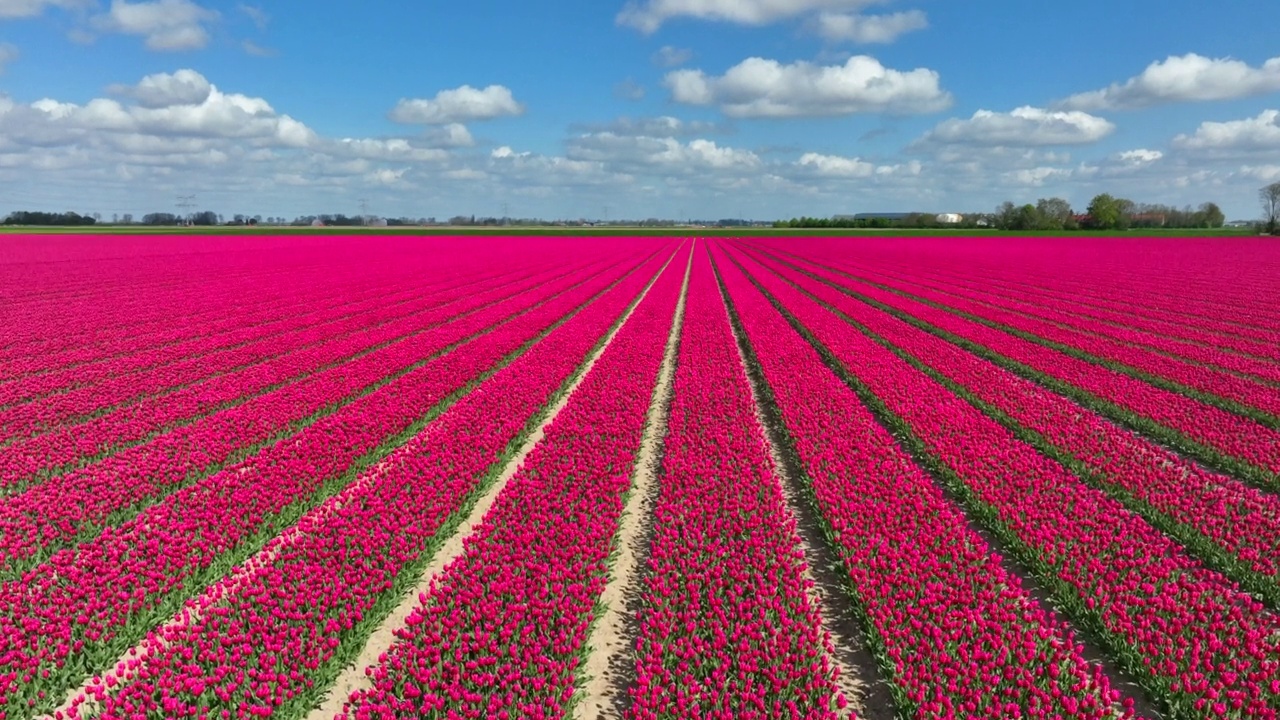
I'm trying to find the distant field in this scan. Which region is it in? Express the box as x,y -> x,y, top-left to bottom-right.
0,224 -> 1259,237
2,233 -> 1279,720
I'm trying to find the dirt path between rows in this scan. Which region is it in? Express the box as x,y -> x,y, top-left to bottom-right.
306,245 -> 684,720
48,248 -> 681,720
570,247 -> 691,720
43,455 -> 399,720
714,249 -> 896,720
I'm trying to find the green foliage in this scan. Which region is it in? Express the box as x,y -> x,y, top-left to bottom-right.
1086,194 -> 1125,230
3,210 -> 97,226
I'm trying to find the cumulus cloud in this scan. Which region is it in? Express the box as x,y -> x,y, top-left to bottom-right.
618,0 -> 881,33
1173,109 -> 1280,154
793,152 -> 921,179
422,122 -> 475,148
389,85 -> 524,125
796,152 -> 874,177
3,69 -> 314,148
489,144 -> 629,189
0,43 -> 17,74
652,45 -> 693,67
571,115 -> 726,138
0,0 -> 91,18
91,0 -> 219,51
1117,148 -> 1163,164
327,138 -> 448,163
1058,53 -> 1280,111
915,106 -> 1115,147
812,10 -> 926,43
566,131 -> 761,172
665,55 -> 950,118
1003,166 -> 1075,187
109,68 -> 212,107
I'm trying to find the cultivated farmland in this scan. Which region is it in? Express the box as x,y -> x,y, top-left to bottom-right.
2,233 -> 1279,720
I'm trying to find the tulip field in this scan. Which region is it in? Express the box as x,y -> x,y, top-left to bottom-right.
1,233 -> 1278,720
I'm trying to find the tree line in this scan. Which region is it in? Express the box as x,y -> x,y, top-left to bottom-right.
777,193 -> 1229,231
995,195 -> 1224,231
2,211 -> 99,226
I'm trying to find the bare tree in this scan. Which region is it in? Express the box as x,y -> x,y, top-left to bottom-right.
1262,182 -> 1280,233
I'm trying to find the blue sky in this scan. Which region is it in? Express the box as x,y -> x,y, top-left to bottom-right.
1,0 -> 1279,221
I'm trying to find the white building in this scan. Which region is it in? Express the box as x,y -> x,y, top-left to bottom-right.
936,213 -> 964,224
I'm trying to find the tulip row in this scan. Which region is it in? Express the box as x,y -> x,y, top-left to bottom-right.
0,260 -> 612,578
0,262 -> 559,444
826,241 -> 1280,350
836,269 -> 1280,422
837,261 -> 1280,385
848,259 -> 1280,367
339,246 -> 687,720
749,249 -> 1280,605
63,245 -> 682,720
1,236 -> 602,379
0,257 -> 307,365
0,249 -> 394,376
767,251 -> 1280,484
0,248 -> 663,719
0,260 -> 510,410
739,246 -> 1280,720
825,236 -> 1280,334
0,260 -> 587,492
712,245 -> 1130,720
628,246 -> 845,720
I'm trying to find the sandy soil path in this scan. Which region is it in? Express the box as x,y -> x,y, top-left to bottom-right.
569,247 -> 692,720
305,245 -> 684,720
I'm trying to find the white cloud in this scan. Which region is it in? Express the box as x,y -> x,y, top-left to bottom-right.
1003,166 -> 1075,187
665,55 -> 950,118
812,10 -> 926,43
653,45 -> 693,67
0,43 -> 16,74
794,152 -> 920,178
329,138 -> 447,163
422,123 -> 474,148
1239,164 -> 1280,183
797,152 -> 873,177
109,68 -> 212,107
1117,148 -> 1163,164
572,115 -> 725,138
1173,109 -> 1280,154
566,132 -> 760,173
488,144 -> 629,189
91,0 -> 219,51
4,70 -> 315,148
0,0 -> 90,18
237,3 -> 267,30
618,0 -> 882,33
1058,53 -> 1280,111
389,85 -> 524,125
915,106 -> 1115,147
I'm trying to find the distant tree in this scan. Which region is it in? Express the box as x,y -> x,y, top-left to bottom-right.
1087,194 -> 1124,230
1262,182 -> 1280,234
1195,202 -> 1225,228
141,212 -> 181,225
994,201 -> 1018,230
1035,197 -> 1073,230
